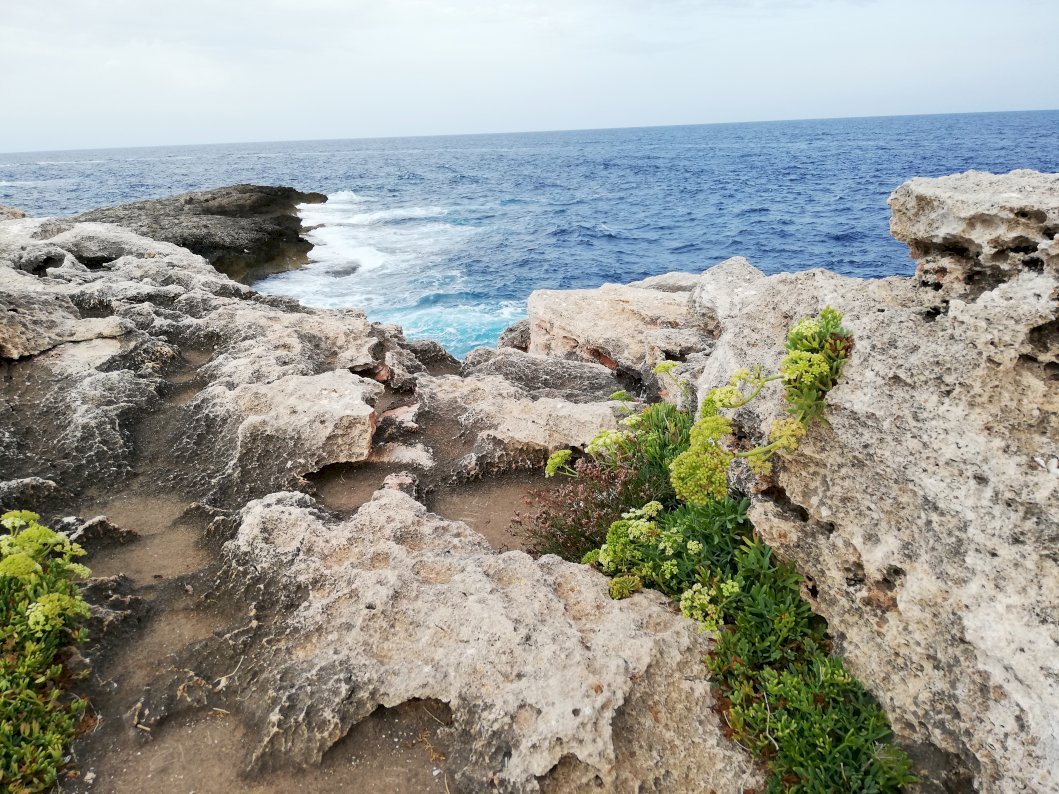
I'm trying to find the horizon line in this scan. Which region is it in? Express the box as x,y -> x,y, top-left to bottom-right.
2,107 -> 1057,158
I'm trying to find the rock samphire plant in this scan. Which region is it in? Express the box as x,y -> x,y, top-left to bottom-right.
0,511 -> 91,793
530,308 -> 914,792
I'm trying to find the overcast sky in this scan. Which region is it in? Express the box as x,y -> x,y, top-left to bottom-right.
2,0 -> 1057,152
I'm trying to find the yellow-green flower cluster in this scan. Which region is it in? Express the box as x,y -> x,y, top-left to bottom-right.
609,574 -> 643,600
679,579 -> 740,633
586,428 -> 631,460
545,449 -> 574,478
27,592 -> 90,635
780,350 -> 830,386
1,510 -> 93,790
651,360 -> 679,377
668,404 -> 734,505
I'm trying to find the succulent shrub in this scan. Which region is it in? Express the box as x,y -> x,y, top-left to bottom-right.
1,511 -> 91,793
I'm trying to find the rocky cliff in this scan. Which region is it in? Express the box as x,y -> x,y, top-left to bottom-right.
0,171 -> 1055,793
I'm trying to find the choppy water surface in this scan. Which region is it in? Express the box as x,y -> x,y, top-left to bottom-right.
4,111 -> 1057,355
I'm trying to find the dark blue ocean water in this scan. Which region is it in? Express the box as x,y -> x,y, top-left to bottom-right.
3,111 -> 1058,356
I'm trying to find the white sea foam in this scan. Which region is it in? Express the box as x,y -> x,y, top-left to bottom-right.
345,206 -> 447,225
257,189 -> 521,356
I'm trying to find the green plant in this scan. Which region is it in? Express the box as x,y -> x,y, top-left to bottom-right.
669,307 -> 852,504
1,511 -> 92,793
515,402 -> 694,560
709,540 -> 915,793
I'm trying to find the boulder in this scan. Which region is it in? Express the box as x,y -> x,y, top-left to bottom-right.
498,317 -> 531,351
0,204 -> 27,220
176,369 -> 383,503
460,346 -> 622,403
688,256 -> 766,334
74,184 -> 326,282
133,489 -> 763,793
526,283 -> 712,380
689,171 -> 1059,792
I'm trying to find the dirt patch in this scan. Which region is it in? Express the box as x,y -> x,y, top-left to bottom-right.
79,492 -> 208,581
429,473 -> 558,552
65,701 -> 453,794
309,460 -> 411,513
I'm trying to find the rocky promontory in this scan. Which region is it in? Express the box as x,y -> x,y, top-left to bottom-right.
74,184 -> 326,281
0,171 -> 1055,793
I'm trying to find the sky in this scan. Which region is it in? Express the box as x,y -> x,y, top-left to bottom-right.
2,0 -> 1057,152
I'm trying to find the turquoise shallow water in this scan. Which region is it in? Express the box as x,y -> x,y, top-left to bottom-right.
3,111 -> 1058,356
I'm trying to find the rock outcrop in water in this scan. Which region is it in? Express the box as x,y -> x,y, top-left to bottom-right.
74,183 -> 326,281
0,170 -> 1055,793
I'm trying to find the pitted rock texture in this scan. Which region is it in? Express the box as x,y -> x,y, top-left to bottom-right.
75,184 -> 326,281
133,489 -> 763,793
889,169 -> 1059,298
526,283 -> 713,380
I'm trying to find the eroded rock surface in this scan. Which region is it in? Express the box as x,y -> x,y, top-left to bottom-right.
134,489 -> 762,793
889,169 -> 1059,298
0,219 -> 406,503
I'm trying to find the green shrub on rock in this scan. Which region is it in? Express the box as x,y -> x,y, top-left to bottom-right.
514,401 -> 693,559
1,510 -> 91,793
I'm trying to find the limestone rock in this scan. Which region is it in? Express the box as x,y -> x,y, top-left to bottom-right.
177,369 -> 383,503
74,184 -> 326,282
134,489 -> 763,793
889,169 -> 1059,298
498,317 -> 531,351
416,371 -> 619,475
0,204 -> 27,220
0,218 -> 397,502
460,346 -> 622,403
626,271 -> 700,292
688,256 -> 766,334
526,283 -> 712,379
688,173 -> 1059,792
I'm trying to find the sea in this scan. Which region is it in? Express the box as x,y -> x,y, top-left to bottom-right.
3,110 -> 1058,357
